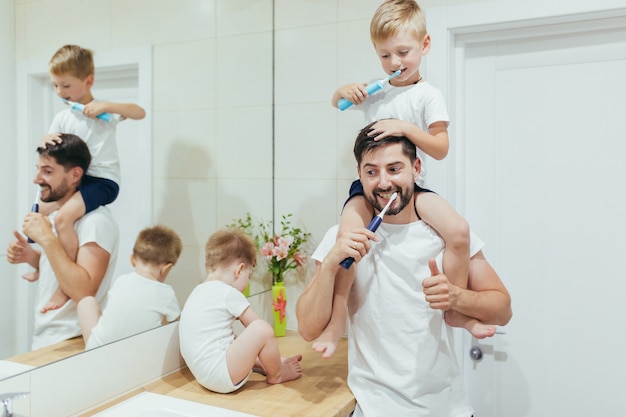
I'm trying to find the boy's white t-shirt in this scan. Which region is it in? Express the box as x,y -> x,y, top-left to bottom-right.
49,106 -> 122,183
355,80 -> 450,186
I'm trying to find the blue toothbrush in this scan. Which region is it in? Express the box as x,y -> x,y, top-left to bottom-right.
339,192 -> 397,269
338,70 -> 402,111
26,188 -> 40,244
62,99 -> 112,122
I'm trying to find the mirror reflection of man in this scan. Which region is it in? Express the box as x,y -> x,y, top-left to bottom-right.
7,134 -> 119,350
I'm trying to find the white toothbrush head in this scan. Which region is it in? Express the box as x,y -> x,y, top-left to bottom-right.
388,70 -> 401,81
379,192 -> 398,216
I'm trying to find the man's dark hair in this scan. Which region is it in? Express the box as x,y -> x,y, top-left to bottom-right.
37,133 -> 91,173
353,120 -> 417,166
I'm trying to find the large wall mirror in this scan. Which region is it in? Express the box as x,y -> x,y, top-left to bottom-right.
2,0 -> 274,377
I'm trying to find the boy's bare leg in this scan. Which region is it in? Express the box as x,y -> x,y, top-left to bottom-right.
445,310 -> 496,339
252,358 -> 267,376
227,319 -> 302,385
77,296 -> 103,345
312,266 -> 353,359
43,192 -> 86,308
53,191 -> 85,262
21,268 -> 39,282
40,287 -> 71,313
415,192 -> 497,336
311,195 -> 372,358
415,192 -> 470,290
37,200 -> 60,216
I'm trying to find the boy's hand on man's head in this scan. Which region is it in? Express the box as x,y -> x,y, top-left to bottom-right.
41,133 -> 62,148
369,119 -> 412,141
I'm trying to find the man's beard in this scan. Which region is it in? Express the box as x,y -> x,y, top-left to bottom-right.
39,181 -> 71,203
365,184 -> 413,216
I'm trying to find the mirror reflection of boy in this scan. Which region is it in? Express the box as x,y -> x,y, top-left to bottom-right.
25,44 -> 146,313
78,225 -> 182,350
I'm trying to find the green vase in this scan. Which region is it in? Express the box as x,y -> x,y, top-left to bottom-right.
271,282 -> 287,337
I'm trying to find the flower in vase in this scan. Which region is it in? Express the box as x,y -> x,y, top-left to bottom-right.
229,213 -> 310,285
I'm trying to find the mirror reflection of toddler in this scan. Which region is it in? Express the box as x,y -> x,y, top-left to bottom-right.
78,225 -> 182,350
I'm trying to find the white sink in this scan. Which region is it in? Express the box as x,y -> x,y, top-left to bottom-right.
0,360 -> 34,380
92,392 -> 260,417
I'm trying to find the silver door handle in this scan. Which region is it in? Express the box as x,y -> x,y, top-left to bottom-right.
469,346 -> 483,361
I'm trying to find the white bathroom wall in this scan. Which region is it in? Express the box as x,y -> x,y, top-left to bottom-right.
0,0 -> 15,359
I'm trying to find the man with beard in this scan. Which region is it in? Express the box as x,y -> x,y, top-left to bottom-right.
296,121 -> 511,417
7,134 -> 119,350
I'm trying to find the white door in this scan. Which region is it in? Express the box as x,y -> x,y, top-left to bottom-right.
459,15 -> 626,416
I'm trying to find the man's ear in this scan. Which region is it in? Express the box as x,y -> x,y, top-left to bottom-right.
413,158 -> 422,182
70,166 -> 84,185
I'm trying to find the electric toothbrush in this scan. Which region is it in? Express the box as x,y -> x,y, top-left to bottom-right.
26,188 -> 41,244
339,192 -> 398,269
62,99 -> 112,122
338,70 -> 402,111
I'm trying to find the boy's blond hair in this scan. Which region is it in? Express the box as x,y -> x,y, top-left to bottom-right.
205,229 -> 257,272
49,44 -> 95,80
370,0 -> 427,45
133,225 -> 182,266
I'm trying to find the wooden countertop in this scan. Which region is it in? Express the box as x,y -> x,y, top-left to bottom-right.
82,331 -> 355,417
9,336 -> 85,367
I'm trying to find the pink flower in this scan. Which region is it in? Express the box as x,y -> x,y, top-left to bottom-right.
273,242 -> 289,261
293,252 -> 306,267
229,213 -> 310,285
280,235 -> 294,246
260,241 -> 275,260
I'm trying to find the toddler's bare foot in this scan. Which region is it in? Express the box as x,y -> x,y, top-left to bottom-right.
40,291 -> 70,314
22,269 -> 40,282
312,335 -> 340,359
266,355 -> 303,384
467,321 -> 497,339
